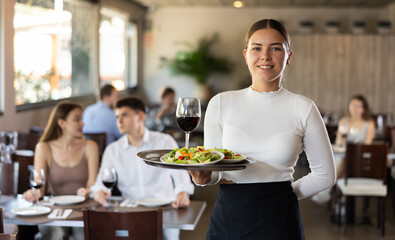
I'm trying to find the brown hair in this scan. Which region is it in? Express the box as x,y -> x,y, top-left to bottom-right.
347,95 -> 371,121
244,19 -> 290,50
100,84 -> 116,100
40,102 -> 83,142
159,86 -> 175,100
116,97 -> 147,113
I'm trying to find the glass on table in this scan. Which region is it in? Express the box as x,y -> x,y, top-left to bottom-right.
29,168 -> 45,206
102,167 -> 117,208
176,97 -> 201,149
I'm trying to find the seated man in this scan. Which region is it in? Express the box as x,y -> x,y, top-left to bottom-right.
83,84 -> 121,145
91,97 -> 194,240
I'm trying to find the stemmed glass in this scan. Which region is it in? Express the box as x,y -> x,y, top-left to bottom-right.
29,168 -> 45,206
349,127 -> 360,143
176,97 -> 201,149
102,167 -> 117,208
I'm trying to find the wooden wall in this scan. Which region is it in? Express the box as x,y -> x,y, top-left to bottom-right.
284,34 -> 395,117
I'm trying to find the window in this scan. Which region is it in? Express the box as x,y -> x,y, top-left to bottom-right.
99,7 -> 138,90
14,0 -> 97,106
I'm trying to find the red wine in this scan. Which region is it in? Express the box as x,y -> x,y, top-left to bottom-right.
177,117 -> 200,132
103,180 -> 116,189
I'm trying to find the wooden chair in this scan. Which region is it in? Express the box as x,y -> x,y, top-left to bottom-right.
0,233 -> 18,240
0,208 -> 3,233
83,209 -> 162,240
84,133 -> 107,162
335,143 -> 388,237
17,132 -> 41,151
0,162 -> 16,195
12,154 -> 34,194
325,124 -> 338,144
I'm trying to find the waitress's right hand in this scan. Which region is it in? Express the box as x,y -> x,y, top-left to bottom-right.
188,170 -> 212,185
22,188 -> 39,202
93,189 -> 110,205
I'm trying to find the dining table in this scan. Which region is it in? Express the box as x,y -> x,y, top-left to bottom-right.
0,195 -> 206,231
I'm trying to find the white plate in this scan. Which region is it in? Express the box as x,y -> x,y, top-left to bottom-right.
221,155 -> 247,163
11,206 -> 51,216
138,198 -> 172,208
160,150 -> 224,166
16,150 -> 34,156
51,195 -> 85,205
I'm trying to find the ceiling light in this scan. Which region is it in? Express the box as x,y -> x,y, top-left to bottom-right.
233,1 -> 244,8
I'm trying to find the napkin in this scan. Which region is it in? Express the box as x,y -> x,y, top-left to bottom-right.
120,198 -> 138,207
48,209 -> 72,219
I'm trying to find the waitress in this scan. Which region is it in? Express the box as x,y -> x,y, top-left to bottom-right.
189,19 -> 336,240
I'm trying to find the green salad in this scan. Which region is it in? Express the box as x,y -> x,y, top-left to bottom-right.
165,147 -> 223,164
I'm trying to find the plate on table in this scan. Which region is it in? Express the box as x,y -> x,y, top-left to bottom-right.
159,150 -> 224,166
137,149 -> 255,171
11,206 -> 51,217
138,198 -> 172,208
15,149 -> 34,156
51,195 -> 85,205
221,154 -> 247,163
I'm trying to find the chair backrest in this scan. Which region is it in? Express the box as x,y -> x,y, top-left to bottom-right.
84,133 -> 107,162
0,208 -> 4,233
83,209 -> 162,240
17,132 -> 41,151
0,162 -> 16,195
345,143 -> 388,184
390,126 -> 395,151
29,126 -> 44,135
0,233 -> 18,240
12,154 -> 34,194
325,124 -> 338,144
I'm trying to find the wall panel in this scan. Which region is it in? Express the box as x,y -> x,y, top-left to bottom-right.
285,34 -> 395,117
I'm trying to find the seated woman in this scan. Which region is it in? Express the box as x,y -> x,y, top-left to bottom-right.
145,87 -> 182,139
334,95 -> 375,177
312,95 -> 375,204
23,102 -> 99,240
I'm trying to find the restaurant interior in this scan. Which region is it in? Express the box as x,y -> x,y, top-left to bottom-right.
1,0 -> 395,239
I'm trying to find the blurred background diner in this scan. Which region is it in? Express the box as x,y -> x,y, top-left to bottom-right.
2,0 -> 395,239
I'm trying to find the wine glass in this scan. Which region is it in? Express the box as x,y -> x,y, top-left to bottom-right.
29,168 -> 45,206
176,97 -> 201,149
102,167 -> 117,207
349,127 -> 360,143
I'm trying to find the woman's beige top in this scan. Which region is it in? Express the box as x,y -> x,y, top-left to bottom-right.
47,144 -> 88,195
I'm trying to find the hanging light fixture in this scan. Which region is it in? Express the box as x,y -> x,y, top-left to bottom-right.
233,1 -> 244,8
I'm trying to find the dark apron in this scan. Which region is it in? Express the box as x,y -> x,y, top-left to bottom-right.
207,181 -> 305,240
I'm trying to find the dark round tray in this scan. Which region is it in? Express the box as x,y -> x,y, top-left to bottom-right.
137,149 -> 255,171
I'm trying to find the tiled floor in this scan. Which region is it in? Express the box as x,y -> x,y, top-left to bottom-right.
181,164 -> 395,240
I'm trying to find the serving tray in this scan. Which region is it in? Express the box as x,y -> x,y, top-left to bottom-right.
137,149 -> 255,171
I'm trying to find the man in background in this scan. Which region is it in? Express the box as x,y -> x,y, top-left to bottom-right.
83,84 -> 121,145
91,97 -> 194,240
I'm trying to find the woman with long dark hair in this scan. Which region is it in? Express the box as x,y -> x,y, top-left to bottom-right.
23,102 -> 99,240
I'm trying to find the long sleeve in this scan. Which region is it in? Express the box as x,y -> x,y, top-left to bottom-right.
89,146 -> 115,196
291,103 -> 336,199
201,87 -> 336,193
204,94 -> 223,148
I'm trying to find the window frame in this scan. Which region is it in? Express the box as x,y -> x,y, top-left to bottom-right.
14,0 -> 99,110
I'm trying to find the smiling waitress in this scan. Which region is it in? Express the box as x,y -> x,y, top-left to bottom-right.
189,19 -> 336,240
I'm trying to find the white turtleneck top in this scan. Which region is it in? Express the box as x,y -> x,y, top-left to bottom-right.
204,87 -> 336,200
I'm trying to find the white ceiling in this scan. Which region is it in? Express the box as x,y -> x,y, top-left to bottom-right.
131,0 -> 395,9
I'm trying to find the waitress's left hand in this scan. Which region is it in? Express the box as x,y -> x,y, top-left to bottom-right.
76,187 -> 90,198
172,192 -> 190,208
